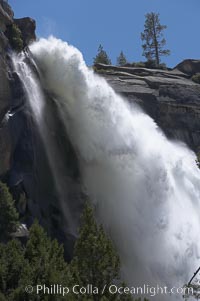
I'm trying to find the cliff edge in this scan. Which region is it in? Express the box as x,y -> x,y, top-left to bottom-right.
95,63 -> 200,152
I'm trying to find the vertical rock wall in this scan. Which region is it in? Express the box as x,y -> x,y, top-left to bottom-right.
0,0 -> 13,175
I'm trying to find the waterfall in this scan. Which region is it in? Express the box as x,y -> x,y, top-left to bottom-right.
15,37 -> 200,299
12,51 -> 80,235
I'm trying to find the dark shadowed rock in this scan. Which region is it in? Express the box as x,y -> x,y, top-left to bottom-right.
0,0 -> 13,32
0,0 -> 13,18
0,2 -> 81,257
0,1 -> 14,175
14,17 -> 36,46
7,70 -> 83,259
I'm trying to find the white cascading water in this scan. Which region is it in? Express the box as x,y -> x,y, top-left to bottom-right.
15,37 -> 200,299
12,51 -> 78,233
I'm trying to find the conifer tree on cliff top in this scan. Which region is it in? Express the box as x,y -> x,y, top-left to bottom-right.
93,44 -> 112,65
141,12 -> 170,67
117,51 -> 127,66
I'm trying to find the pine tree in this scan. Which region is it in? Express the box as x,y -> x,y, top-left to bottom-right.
116,51 -> 127,66
0,239 -> 32,301
0,222 -> 73,301
93,44 -> 112,65
141,12 -> 170,67
0,182 -> 19,241
25,221 -> 70,287
70,203 -> 128,300
7,24 -> 23,52
0,204 -> 148,301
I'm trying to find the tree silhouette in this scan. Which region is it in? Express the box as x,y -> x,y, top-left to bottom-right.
117,51 -> 127,66
93,44 -> 111,65
141,12 -> 170,67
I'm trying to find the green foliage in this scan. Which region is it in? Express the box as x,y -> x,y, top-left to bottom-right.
0,182 -> 19,241
70,203 -> 120,299
141,12 -> 170,67
124,61 -> 167,70
183,283 -> 200,300
133,62 -> 146,68
0,239 -> 32,301
93,66 -> 115,74
17,192 -> 27,214
192,73 -> 200,84
0,293 -> 6,301
7,24 -> 23,52
144,59 -> 157,69
93,66 -> 107,73
132,60 -> 157,69
69,203 -> 138,300
93,44 -> 112,65
25,221 -> 69,287
157,63 -> 167,70
0,221 -> 71,300
0,199 -> 148,301
117,51 -> 128,66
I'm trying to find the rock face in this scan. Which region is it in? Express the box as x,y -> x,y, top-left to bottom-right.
0,0 -> 13,31
95,63 -> 200,152
0,3 -> 36,176
7,81 -> 83,258
0,0 -> 13,175
175,59 -> 200,76
14,17 -> 36,46
0,2 -> 83,257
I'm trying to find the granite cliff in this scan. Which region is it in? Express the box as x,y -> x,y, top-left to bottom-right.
0,0 -> 13,175
0,1 -> 82,256
95,63 -> 200,152
0,0 -> 36,176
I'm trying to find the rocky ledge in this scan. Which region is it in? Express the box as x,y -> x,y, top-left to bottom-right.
14,17 -> 36,46
95,63 -> 200,152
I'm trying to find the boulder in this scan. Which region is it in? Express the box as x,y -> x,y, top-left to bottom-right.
174,59 -> 200,76
11,223 -> 29,238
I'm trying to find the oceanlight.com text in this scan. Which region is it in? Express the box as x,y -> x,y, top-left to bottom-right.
25,283 -> 194,297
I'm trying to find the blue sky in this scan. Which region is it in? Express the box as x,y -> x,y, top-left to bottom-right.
9,0 -> 200,67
